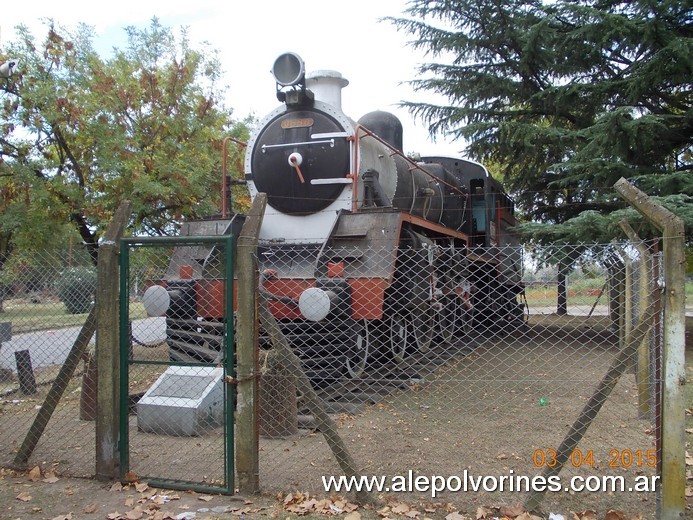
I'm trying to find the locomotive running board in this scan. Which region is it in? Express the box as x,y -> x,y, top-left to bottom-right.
399,213 -> 470,242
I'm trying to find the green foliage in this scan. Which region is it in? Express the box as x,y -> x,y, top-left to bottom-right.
55,267 -> 96,314
388,0 -> 692,244
0,18 -> 249,274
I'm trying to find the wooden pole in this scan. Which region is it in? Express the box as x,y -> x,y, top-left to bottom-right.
14,350 -> 37,395
12,308 -> 97,468
619,219 -> 652,418
94,201 -> 132,480
614,178 -> 686,520
235,193 -> 266,494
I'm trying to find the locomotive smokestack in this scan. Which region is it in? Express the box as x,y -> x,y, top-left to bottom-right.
306,70 -> 349,109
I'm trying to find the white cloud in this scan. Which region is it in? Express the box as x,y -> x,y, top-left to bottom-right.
3,0 -> 465,155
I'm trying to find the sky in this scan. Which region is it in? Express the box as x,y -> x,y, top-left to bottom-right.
1,0 -> 465,157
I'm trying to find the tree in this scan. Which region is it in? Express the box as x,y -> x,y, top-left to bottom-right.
388,0 -> 692,238
0,19 -> 249,309
389,0 -> 691,314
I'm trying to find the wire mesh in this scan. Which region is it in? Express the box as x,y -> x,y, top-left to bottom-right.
0,236 -> 674,517
0,245 -> 97,475
120,237 -> 234,494
254,239 -> 663,517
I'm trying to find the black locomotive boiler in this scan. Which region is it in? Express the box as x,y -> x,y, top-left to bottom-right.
146,52 -> 526,380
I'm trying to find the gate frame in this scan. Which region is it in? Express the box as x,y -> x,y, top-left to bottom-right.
118,235 -> 235,495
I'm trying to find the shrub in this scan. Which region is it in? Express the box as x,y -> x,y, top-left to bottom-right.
56,267 -> 97,314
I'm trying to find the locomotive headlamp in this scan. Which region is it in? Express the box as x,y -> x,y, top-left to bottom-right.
272,52 -> 305,86
142,285 -> 171,317
272,52 -> 314,105
299,287 -> 336,322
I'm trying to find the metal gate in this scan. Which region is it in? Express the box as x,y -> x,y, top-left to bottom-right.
119,235 -> 235,494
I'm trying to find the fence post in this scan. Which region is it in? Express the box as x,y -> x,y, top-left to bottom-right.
14,350 -> 37,395
614,178 -> 686,520
619,220 -> 652,418
235,193 -> 266,494
95,201 -> 132,480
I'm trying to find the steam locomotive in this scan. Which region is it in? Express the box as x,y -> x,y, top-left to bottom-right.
147,52 -> 525,379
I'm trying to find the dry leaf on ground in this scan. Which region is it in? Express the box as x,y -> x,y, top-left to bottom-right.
27,465 -> 41,481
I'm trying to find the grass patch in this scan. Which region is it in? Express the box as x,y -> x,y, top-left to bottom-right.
0,299 -> 147,334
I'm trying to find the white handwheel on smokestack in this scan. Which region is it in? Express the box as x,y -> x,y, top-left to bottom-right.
288,152 -> 303,167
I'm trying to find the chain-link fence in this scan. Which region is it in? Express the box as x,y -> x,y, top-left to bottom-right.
0,236 -> 686,518
0,244 -> 97,475
252,240 -> 662,517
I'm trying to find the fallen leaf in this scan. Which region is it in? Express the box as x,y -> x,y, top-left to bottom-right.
83,503 -> 97,514
124,471 -> 138,482
502,505 -> 525,518
604,511 -> 627,520
392,503 -> 410,514
152,513 -> 177,520
135,482 -> 149,493
125,498 -> 135,507
345,512 -> 362,520
16,492 -> 32,502
574,510 -> 598,520
476,506 -> 492,519
106,513 -> 121,520
198,495 -> 214,502
126,506 -> 145,520
303,498 -> 320,511
516,514 -> 542,520
43,476 -> 60,484
27,465 -> 42,481
51,514 -> 73,520
446,512 -> 469,520
110,482 -> 124,492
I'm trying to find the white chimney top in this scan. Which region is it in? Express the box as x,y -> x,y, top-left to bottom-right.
306,70 -> 349,109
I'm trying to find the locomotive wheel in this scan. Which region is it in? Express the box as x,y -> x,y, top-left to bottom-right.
345,320 -> 370,378
389,312 -> 411,364
437,295 -> 461,344
411,305 -> 434,353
